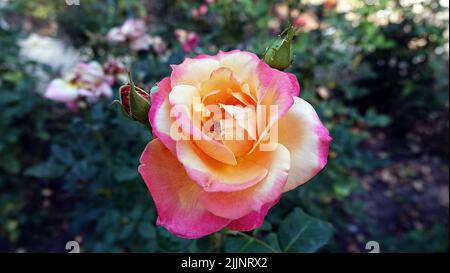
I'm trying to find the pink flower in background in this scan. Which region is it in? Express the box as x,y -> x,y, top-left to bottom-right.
139,50 -> 331,238
107,19 -> 151,51
293,17 -> 307,28
45,79 -> 79,103
106,27 -> 125,43
73,62 -> 112,99
44,61 -> 113,107
129,35 -> 152,51
120,19 -> 146,39
291,12 -> 319,32
174,29 -> 200,52
73,62 -> 105,88
103,59 -> 127,85
324,0 -> 338,11
198,4 -> 208,15
191,4 -> 208,19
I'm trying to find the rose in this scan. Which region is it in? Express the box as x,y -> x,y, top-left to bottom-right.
174,29 -> 200,52
44,79 -> 79,103
120,19 -> 146,39
117,83 -> 151,124
103,59 -> 127,85
149,36 -> 167,55
138,50 -> 331,239
44,61 -> 112,105
191,4 -> 208,19
107,19 -> 151,51
73,62 -> 106,88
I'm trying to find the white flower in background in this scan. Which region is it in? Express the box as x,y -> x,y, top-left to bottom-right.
19,33 -> 80,74
106,27 -> 125,42
149,35 -> 167,54
120,19 -> 146,39
129,35 -> 152,51
107,19 -> 151,51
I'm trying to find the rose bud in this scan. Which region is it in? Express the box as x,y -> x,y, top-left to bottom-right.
263,25 -> 296,70
114,73 -> 151,128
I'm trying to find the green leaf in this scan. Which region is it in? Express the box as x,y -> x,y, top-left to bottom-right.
113,165 -> 138,182
24,161 -> 65,179
119,223 -> 135,240
224,232 -> 281,253
0,156 -> 20,174
51,144 -> 75,165
138,220 -> 156,239
156,227 -> 192,252
279,208 -> 334,253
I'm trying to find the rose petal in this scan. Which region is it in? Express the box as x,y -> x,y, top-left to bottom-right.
44,79 -> 79,103
176,140 -> 268,192
149,77 -> 176,154
286,72 -> 300,97
256,61 -> 295,127
138,139 -> 231,239
168,84 -> 239,165
170,58 -> 219,86
106,27 -> 126,42
278,97 -> 331,192
129,35 -> 151,51
226,198 -> 280,231
199,143 -> 290,219
216,50 -> 260,89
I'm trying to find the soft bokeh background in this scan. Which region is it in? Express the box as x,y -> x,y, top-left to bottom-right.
0,0 -> 448,253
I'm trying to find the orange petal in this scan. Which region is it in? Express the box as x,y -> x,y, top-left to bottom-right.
176,140 -> 268,192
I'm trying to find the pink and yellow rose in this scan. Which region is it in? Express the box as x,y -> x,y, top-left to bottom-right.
139,50 -> 331,238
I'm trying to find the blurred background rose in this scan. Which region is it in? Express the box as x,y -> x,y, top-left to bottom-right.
0,0 -> 448,253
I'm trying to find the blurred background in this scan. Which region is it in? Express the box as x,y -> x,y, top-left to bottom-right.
0,0 -> 448,253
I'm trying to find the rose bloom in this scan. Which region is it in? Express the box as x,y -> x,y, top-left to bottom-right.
175,29 -> 200,52
103,59 -> 127,85
149,35 -> 167,55
139,50 -> 331,238
45,61 -> 112,105
107,19 -> 151,51
191,4 -> 208,18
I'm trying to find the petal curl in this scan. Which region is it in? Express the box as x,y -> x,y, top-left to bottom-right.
170,58 -> 219,86
176,140 -> 268,192
44,79 -> 79,103
278,97 -> 331,192
199,143 -> 290,220
256,61 -> 295,127
138,139 -> 231,239
286,72 -> 300,97
226,198 -> 280,231
216,50 -> 260,88
149,77 -> 176,154
168,85 -> 238,165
